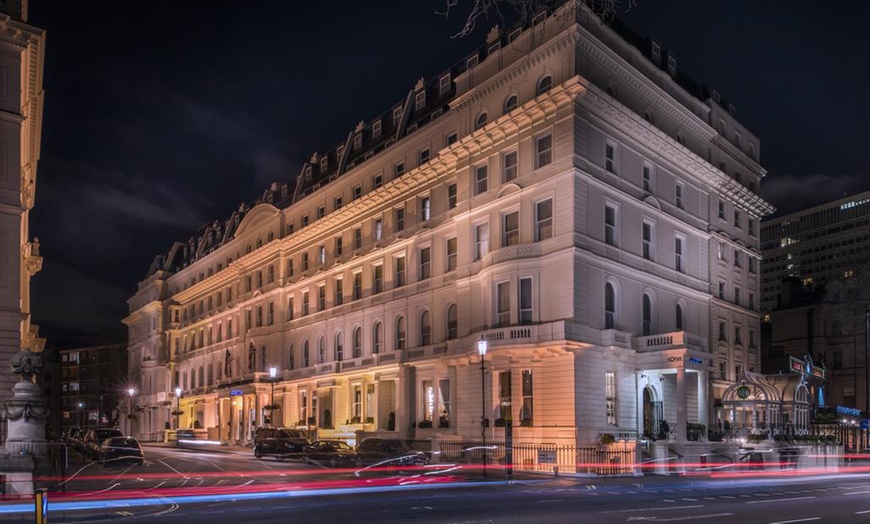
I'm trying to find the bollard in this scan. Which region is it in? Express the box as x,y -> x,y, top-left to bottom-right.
553,466 -> 559,476
35,488 -> 48,524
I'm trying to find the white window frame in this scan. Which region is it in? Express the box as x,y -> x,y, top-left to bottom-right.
535,134 -> 553,168
605,138 -> 618,173
642,219 -> 654,261
675,233 -> 686,273
604,201 -> 619,246
535,198 -> 553,242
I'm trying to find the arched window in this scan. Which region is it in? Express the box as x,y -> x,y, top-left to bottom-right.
503,94 -> 518,114
675,303 -> 684,330
536,75 -> 553,96
207,364 -> 213,385
352,327 -> 362,358
642,294 -> 652,336
334,332 -> 344,362
446,304 -> 458,340
372,322 -> 383,354
605,282 -> 616,329
318,337 -> 326,364
302,340 -> 310,367
419,310 -> 432,346
395,316 -> 406,350
475,112 -> 488,131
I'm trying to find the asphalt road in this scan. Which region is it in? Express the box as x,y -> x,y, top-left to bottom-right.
13,446 -> 870,523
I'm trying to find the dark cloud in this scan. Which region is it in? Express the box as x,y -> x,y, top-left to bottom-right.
760,173 -> 870,217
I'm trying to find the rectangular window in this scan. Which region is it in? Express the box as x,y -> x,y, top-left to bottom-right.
642,221 -> 654,260
302,214 -> 309,227
675,235 -> 685,273
302,252 -> 309,271
718,200 -> 725,220
335,236 -> 343,257
317,285 -> 326,311
334,196 -> 343,211
642,162 -> 653,192
475,164 -> 488,195
256,306 -> 262,327
734,250 -> 741,268
439,73 -> 451,96
734,287 -> 741,306
735,325 -> 742,346
446,237 -> 457,271
419,148 -> 430,164
498,371 -> 512,420
334,278 -> 343,306
353,132 -> 362,150
519,277 -> 532,325
373,264 -> 384,294
395,207 -> 405,232
497,281 -> 510,326
535,199 -> 553,241
535,134 -> 553,168
394,162 -> 405,177
718,321 -> 727,341
521,370 -> 533,425
749,292 -> 755,311
420,196 -> 431,221
439,379 -> 451,426
475,223 -> 490,261
719,361 -> 727,380
353,385 -> 363,420
415,90 -> 426,111
395,256 -> 406,287
446,132 -> 458,146
748,257 -> 756,274
317,206 -> 325,220
419,247 -> 431,280
287,297 -> 294,321
503,211 -> 519,247
447,184 -> 457,209
604,204 -> 617,246
353,227 -> 362,249
373,173 -> 383,189
392,106 -> 402,125
605,371 -> 617,425
352,185 -> 362,201
302,291 -> 309,316
675,182 -> 684,209
353,271 -> 362,301
605,139 -> 617,172
503,151 -> 518,182
718,281 -> 725,299
374,218 -> 383,240
318,245 -> 326,265
749,328 -> 757,349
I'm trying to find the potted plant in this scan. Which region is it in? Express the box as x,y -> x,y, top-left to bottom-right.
350,416 -> 361,424
365,416 -> 374,424
438,415 -> 450,428
418,419 -> 433,429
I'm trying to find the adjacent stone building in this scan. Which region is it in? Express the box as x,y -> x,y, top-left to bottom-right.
0,1 -> 45,406
125,1 -> 772,452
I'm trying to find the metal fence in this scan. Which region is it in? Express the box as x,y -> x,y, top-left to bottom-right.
436,441 -> 635,475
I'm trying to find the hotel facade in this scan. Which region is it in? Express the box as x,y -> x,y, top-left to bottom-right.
125,1 -> 772,451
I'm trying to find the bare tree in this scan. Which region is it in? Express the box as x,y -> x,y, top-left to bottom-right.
437,0 -> 634,38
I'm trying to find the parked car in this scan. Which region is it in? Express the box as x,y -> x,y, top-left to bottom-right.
98,436 -> 145,465
83,428 -> 123,459
252,427 -> 310,459
303,440 -> 355,467
354,438 -> 428,468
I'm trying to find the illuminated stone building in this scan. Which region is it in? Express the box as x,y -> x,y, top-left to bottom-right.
0,1 -> 45,405
126,1 -> 772,451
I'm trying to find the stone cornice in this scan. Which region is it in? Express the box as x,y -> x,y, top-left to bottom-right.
450,28 -> 579,112
577,81 -> 775,218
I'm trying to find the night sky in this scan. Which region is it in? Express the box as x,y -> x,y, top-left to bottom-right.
25,1 -> 870,349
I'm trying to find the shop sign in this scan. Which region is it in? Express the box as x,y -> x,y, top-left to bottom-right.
836,405 -> 861,417
230,389 -> 244,396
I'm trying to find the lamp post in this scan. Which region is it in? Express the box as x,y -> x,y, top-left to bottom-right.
175,387 -> 182,430
78,401 -> 84,430
478,335 -> 488,478
268,366 -> 277,426
127,388 -> 136,437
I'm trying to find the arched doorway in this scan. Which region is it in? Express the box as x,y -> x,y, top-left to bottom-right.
642,386 -> 663,439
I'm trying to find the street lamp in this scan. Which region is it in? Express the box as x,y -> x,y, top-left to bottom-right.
78,401 -> 84,430
478,335 -> 488,478
268,366 -> 277,426
127,388 -> 136,437
175,387 -> 182,430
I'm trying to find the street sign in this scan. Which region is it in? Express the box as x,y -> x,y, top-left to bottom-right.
860,420 -> 870,430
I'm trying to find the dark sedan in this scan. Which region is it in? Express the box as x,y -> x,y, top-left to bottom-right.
303,440 -> 355,467
98,436 -> 145,465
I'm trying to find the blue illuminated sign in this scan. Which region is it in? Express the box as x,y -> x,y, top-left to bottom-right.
688,358 -> 703,365
836,405 -> 861,417
230,389 -> 243,396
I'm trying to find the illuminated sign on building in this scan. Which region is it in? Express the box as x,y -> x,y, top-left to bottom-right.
230,389 -> 243,396
789,355 -> 825,380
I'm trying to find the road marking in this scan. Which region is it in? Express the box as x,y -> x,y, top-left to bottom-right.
682,498 -> 697,501
602,505 -> 703,514
845,490 -> 870,496
768,518 -> 820,524
720,496 -> 735,499
856,510 -> 870,515
746,496 -> 815,504
157,459 -> 190,479
116,511 -> 134,516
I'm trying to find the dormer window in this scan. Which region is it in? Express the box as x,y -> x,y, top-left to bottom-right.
667,56 -> 677,77
415,90 -> 426,111
320,156 -> 328,172
536,75 -> 553,96
392,106 -> 403,126
439,73 -> 451,96
337,144 -> 345,160
466,54 -> 479,69
651,41 -> 661,65
372,119 -> 382,138
304,165 -> 312,180
353,133 -> 363,150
